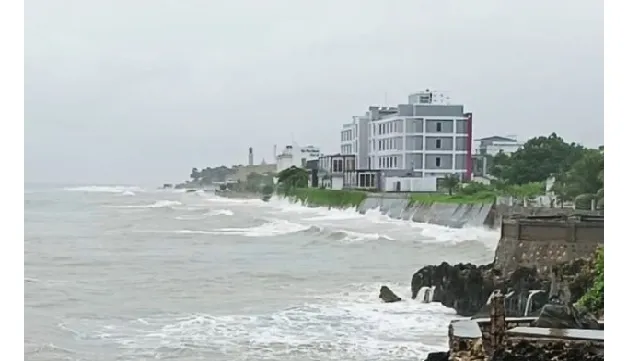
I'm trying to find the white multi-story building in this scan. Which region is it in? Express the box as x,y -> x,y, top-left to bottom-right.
340,90 -> 474,183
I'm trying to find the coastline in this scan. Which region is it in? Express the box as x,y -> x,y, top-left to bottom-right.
272,188 -> 602,229
211,188 -> 605,360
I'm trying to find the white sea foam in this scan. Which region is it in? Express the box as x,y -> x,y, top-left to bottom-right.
418,223 -> 500,249
209,209 -> 234,216
68,283 -> 454,360
63,185 -> 145,193
214,219 -> 311,237
268,198 -> 499,247
114,200 -> 183,209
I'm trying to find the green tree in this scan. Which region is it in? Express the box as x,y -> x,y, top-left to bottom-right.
439,174 -> 460,195
190,167 -> 200,181
564,149 -> 604,197
577,247 -> 604,315
490,133 -> 585,185
277,166 -> 309,191
550,176 -> 575,208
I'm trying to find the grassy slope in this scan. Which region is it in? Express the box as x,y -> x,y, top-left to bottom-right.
408,192 -> 497,206
287,188 -> 368,208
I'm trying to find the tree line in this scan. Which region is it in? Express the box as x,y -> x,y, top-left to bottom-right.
488,132 -> 603,208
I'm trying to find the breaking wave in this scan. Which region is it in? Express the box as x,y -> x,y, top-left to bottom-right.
56,282 -> 454,360
209,209 -> 234,216
114,200 -> 183,209
63,185 -> 145,193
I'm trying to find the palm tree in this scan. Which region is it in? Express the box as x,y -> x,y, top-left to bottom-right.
440,174 -> 460,195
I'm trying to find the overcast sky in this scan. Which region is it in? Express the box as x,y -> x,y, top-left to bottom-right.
25,0 -> 604,185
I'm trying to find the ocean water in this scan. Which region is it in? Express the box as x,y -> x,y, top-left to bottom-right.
24,185 -> 499,361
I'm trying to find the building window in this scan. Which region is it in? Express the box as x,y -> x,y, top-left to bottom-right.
332,159 -> 344,173
435,139 -> 442,149
436,122 -> 442,132
435,157 -> 441,167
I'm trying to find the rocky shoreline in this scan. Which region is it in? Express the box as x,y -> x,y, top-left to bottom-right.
401,255 -> 603,361
409,257 -> 597,318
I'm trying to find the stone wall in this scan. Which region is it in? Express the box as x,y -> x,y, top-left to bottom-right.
493,216 -> 604,277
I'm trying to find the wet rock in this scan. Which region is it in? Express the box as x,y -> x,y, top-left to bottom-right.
411,258 -> 597,317
379,285 -> 402,303
531,303 -> 601,330
491,339 -> 603,361
410,262 -> 497,316
423,351 -> 449,361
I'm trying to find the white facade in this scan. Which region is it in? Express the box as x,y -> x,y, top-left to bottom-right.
355,90 -> 472,179
340,122 -> 357,156
476,136 -> 523,156
383,176 -> 437,192
276,144 -> 322,173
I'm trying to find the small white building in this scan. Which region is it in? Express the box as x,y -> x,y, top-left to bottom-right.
275,144 -> 322,174
473,135 -> 524,177
475,136 -> 523,156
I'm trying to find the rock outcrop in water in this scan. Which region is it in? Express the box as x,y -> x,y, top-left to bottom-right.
411,258 -> 596,317
379,285 -> 402,303
410,262 -> 498,316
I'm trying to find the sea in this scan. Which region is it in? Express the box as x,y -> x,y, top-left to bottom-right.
24,185 -> 499,361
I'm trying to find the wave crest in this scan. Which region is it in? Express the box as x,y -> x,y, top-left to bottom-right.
63,185 -> 144,193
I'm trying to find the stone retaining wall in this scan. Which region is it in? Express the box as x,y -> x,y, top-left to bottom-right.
494,216 -> 603,276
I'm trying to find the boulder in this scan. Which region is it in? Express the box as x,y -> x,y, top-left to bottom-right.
423,351 -> 449,361
379,285 -> 402,303
531,303 -> 601,330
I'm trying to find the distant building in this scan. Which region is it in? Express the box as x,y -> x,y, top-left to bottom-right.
248,147 -> 254,166
275,144 -> 322,174
473,135 -> 524,177
475,135 -> 523,156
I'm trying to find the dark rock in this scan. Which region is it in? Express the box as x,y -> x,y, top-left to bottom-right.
410,262 -> 497,316
423,351 -> 449,361
492,339 -> 603,361
531,303 -> 601,330
411,258 -> 596,317
379,285 -> 402,303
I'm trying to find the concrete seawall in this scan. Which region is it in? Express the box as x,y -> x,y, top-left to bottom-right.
355,194 -> 604,229
215,190 -> 603,230
356,196 -> 494,228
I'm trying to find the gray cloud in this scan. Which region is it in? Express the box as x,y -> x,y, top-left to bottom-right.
25,0 -> 603,184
